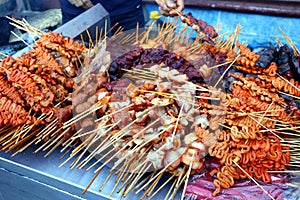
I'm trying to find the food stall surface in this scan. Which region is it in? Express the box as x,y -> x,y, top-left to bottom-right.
0,144 -> 178,200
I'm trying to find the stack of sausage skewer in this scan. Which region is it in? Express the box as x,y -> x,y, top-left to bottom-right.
0,13 -> 299,200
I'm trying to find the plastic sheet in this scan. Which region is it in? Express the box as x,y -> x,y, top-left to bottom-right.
185,159 -> 300,200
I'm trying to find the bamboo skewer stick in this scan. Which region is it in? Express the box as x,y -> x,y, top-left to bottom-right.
99,169 -> 114,192
277,90 -> 300,101
37,125 -> 59,144
90,117 -> 160,173
44,138 -> 65,158
7,16 -> 43,36
11,138 -> 37,157
11,126 -> 23,143
1,139 -> 18,151
124,74 -> 156,81
288,161 -> 300,164
110,106 -> 156,141
185,81 -> 211,92
71,123 -> 113,140
0,128 -> 17,144
95,104 -> 133,123
127,67 -> 155,75
0,51 -> 9,57
71,135 -> 102,169
279,28 -> 300,56
135,159 -> 178,194
82,169 -> 101,195
122,162 -> 151,196
109,161 -> 131,196
257,101 -> 274,125
140,20 -> 156,44
76,122 -> 120,169
10,31 -> 33,49
34,128 -> 62,153
119,179 -> 130,199
208,60 -> 235,70
1,126 -> 24,147
233,160 -> 275,200
261,125 -> 300,132
276,131 -> 300,137
36,118 -> 58,138
240,109 -> 283,141
61,129 -> 83,151
59,141 -> 79,160
62,104 -> 102,128
130,144 -> 168,178
78,132 -> 115,169
111,139 -> 154,173
148,174 -> 175,199
169,167 -> 187,200
122,146 -> 152,180
172,105 -> 183,139
121,142 -> 168,179
281,141 -> 300,145
76,137 -> 111,169
0,126 -> 14,135
181,162 -> 192,200
286,164 -> 300,168
8,22 -> 39,38
4,125 -> 28,145
59,141 -> 87,168
164,178 -> 177,200
136,89 -> 199,106
140,170 -> 164,199
116,160 -> 141,193
133,171 -> 153,191
130,164 -> 153,193
114,155 -> 136,176
268,170 -> 300,173
43,127 -> 70,153
70,133 -> 95,157
86,144 -> 123,172
121,68 -> 157,78
277,73 -> 300,94
214,55 -> 239,87
174,167 -> 187,188
8,127 -> 42,153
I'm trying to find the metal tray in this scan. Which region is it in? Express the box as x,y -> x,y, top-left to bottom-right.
0,144 -> 178,200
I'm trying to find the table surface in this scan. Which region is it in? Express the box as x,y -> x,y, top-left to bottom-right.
0,144 -> 179,200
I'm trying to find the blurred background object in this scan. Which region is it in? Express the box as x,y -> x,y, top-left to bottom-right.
0,0 -> 61,57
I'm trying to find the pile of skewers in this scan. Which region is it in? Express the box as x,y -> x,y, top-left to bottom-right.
0,27 -> 84,155
57,20 -> 299,199
207,42 -> 299,197
0,13 -> 299,200
185,40 -> 300,199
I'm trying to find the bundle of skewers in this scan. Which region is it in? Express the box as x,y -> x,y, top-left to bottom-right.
57,21 -> 299,199
0,12 -> 299,200
0,17 -> 85,156
185,40 -> 300,199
